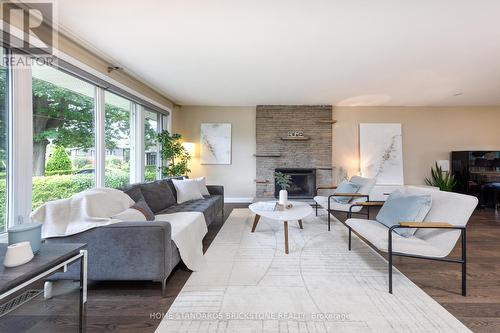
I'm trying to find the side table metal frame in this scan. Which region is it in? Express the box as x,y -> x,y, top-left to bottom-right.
0,249 -> 88,332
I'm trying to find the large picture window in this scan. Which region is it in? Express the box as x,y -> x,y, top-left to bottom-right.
104,91 -> 132,188
32,63 -> 96,209
0,49 -> 8,232
0,48 -> 170,230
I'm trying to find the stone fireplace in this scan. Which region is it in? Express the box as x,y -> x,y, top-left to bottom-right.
274,168 -> 316,199
256,105 -> 333,198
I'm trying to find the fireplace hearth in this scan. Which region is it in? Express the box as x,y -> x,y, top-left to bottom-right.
275,168 -> 316,199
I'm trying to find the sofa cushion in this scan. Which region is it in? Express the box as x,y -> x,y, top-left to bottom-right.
164,176 -> 186,201
157,195 -> 222,226
346,218 -> 448,257
350,176 -> 376,195
313,195 -> 363,213
124,186 -> 144,202
333,181 -> 360,203
132,199 -> 155,221
376,190 -> 432,237
194,177 -> 210,196
172,178 -> 204,203
123,187 -> 155,220
140,180 -> 176,213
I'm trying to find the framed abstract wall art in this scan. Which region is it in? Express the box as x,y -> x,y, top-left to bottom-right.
200,123 -> 232,164
359,123 -> 404,185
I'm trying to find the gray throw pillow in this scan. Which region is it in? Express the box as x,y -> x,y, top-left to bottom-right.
376,190 -> 432,237
132,199 -> 155,221
124,186 -> 143,202
140,181 -> 176,213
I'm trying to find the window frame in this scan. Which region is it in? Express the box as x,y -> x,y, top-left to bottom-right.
8,53 -> 33,228
145,109 -> 164,182
0,47 -> 171,233
130,103 -> 144,184
0,48 -> 11,233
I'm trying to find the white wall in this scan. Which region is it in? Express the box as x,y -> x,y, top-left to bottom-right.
173,106 -> 256,201
332,106 -> 500,184
174,106 -> 500,201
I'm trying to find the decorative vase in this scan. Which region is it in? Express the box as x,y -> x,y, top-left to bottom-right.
4,241 -> 34,267
279,189 -> 288,205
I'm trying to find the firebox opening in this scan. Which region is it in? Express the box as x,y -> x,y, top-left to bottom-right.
274,168 -> 316,199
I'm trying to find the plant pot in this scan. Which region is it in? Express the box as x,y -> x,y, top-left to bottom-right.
279,189 -> 288,205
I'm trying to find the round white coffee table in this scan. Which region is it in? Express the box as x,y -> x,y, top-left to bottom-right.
248,201 -> 313,254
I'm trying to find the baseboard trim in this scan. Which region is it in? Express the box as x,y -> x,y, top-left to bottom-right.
224,197 -> 254,203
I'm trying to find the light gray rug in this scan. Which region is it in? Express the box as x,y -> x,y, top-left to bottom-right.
156,208 -> 470,332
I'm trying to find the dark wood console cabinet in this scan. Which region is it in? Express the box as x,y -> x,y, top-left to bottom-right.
451,151 -> 500,206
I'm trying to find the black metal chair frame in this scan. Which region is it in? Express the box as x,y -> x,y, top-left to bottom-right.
315,194 -> 371,231
347,223 -> 467,295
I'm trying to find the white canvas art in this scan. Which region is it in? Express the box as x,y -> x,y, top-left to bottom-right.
200,123 -> 232,164
359,123 -> 404,185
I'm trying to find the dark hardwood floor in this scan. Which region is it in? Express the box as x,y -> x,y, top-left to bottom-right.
383,208 -> 500,333
1,204 -> 499,332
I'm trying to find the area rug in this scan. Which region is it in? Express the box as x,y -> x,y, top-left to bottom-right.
156,208 -> 470,332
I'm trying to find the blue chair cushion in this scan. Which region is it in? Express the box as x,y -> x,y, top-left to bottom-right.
333,181 -> 361,204
375,190 -> 432,237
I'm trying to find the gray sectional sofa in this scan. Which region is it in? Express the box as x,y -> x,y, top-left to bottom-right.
46,178 -> 224,294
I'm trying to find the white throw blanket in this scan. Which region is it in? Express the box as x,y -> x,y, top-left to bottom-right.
155,212 -> 208,271
32,187 -> 208,271
31,188 -> 135,238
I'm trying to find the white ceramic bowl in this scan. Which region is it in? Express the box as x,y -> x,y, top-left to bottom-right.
4,241 -> 34,268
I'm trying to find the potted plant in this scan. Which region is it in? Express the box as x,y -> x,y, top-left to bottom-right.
275,172 -> 292,204
425,162 -> 457,192
156,130 -> 191,177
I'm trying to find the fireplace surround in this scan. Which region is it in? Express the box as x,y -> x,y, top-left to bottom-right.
256,105 -> 333,198
274,168 -> 316,199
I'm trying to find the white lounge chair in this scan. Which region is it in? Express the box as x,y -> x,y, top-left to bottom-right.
314,176 -> 377,231
345,186 -> 478,295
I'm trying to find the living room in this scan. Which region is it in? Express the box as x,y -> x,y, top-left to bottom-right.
1,1 -> 499,333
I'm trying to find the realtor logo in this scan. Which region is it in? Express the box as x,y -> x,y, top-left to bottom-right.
2,2 -> 53,54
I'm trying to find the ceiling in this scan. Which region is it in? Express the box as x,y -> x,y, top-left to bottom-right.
55,0 -> 500,106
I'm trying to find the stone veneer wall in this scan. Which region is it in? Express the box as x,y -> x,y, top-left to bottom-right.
256,105 -> 333,198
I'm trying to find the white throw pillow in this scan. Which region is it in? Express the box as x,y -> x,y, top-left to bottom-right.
172,179 -> 204,204
194,177 -> 210,196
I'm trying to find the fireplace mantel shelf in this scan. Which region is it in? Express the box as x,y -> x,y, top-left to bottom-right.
254,153 -> 282,157
280,137 -> 310,141
318,119 -> 337,124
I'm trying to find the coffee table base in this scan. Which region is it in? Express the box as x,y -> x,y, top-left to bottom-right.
284,221 -> 289,254
251,214 -> 261,232
251,214 -> 305,254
